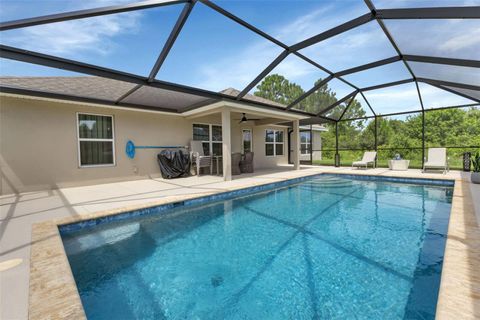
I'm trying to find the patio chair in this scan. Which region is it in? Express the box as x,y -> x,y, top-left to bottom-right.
352,151 -> 377,169
232,152 -> 242,175
423,148 -> 449,174
190,141 -> 212,176
240,152 -> 254,173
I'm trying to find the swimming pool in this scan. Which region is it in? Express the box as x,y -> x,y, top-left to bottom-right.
61,174 -> 454,319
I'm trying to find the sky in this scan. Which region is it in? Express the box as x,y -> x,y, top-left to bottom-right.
0,0 -> 478,115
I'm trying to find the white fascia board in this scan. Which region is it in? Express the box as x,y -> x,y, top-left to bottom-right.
1,92 -> 309,120
0,92 -> 180,116
182,100 -> 307,120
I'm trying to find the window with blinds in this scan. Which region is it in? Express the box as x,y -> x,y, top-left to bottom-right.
77,113 -> 115,167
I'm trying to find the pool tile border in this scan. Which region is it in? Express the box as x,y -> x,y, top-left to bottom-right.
59,173 -> 454,234
58,173 -> 319,234
28,170 -> 478,320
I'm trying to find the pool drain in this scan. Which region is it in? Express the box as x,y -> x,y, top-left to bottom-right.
211,275 -> 223,287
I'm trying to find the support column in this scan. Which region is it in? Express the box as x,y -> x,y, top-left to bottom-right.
222,107 -> 232,181
374,116 -> 378,167
335,122 -> 339,167
309,125 -> 313,165
422,111 -> 425,168
293,119 -> 300,170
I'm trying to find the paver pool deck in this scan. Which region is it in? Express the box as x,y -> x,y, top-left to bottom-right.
1,165 -> 479,319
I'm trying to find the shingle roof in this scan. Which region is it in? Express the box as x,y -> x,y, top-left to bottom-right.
0,76 -> 136,102
0,77 -> 285,112
0,76 -> 215,111
220,88 -> 286,108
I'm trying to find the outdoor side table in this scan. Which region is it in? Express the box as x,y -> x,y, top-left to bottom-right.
388,159 -> 410,171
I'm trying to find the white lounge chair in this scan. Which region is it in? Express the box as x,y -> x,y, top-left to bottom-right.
352,151 -> 377,169
190,141 -> 212,176
423,148 -> 449,174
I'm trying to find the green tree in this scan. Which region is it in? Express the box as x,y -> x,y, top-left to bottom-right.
253,74 -> 304,105
341,99 -> 367,123
324,96 -> 369,150
425,108 -> 480,146
298,79 -> 337,114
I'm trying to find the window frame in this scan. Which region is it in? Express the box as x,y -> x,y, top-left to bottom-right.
265,128 -> 285,157
300,131 -> 312,155
242,128 -> 253,154
192,123 -> 223,156
76,112 -> 116,168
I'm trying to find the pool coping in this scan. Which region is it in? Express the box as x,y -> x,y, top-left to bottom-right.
58,173 -> 454,235
28,170 -> 479,319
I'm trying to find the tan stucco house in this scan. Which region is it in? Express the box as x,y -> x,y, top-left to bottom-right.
0,77 -> 326,195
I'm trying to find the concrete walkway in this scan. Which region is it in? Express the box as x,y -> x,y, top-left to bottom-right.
1,165 -> 478,320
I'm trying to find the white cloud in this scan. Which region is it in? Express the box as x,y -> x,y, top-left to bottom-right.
272,3 -> 368,44
372,0 -> 479,8
438,26 -> 480,53
195,40 -> 283,91
273,6 -> 332,44
384,18 -> 479,60
192,0 -> 479,93
273,56 -> 320,81
409,61 -> 480,86
2,0 -> 141,56
192,2 -> 370,91
363,83 -> 421,113
419,83 -> 475,108
5,14 -> 140,56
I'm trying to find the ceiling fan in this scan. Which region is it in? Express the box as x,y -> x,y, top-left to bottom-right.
236,113 -> 261,124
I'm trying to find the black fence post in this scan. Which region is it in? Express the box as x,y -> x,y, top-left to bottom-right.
310,125 -> 313,165
335,122 -> 340,167
374,116 -> 378,167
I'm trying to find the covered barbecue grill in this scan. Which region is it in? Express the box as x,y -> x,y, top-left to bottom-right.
157,149 -> 191,179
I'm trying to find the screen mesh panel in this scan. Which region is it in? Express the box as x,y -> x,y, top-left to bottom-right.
0,5 -> 185,76
384,19 -> 479,60
441,86 -> 480,102
322,96 -> 354,120
156,2 -> 283,92
292,78 -> 355,114
342,94 -> 375,120
343,61 -> 412,88
418,83 -> 476,109
372,0 -> 478,8
0,0 -> 478,120
363,82 -> 421,115
214,0 -> 370,45
299,21 -> 398,72
0,0 -> 147,21
410,62 -> 480,87
250,54 -> 329,103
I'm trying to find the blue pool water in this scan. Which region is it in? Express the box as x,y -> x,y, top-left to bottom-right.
61,175 -> 453,320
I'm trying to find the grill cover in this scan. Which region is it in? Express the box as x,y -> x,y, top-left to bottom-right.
157,149 -> 191,179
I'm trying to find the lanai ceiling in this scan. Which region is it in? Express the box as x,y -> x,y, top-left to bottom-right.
0,0 -> 479,123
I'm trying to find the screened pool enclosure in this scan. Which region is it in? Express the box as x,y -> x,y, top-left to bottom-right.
0,0 -> 479,169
